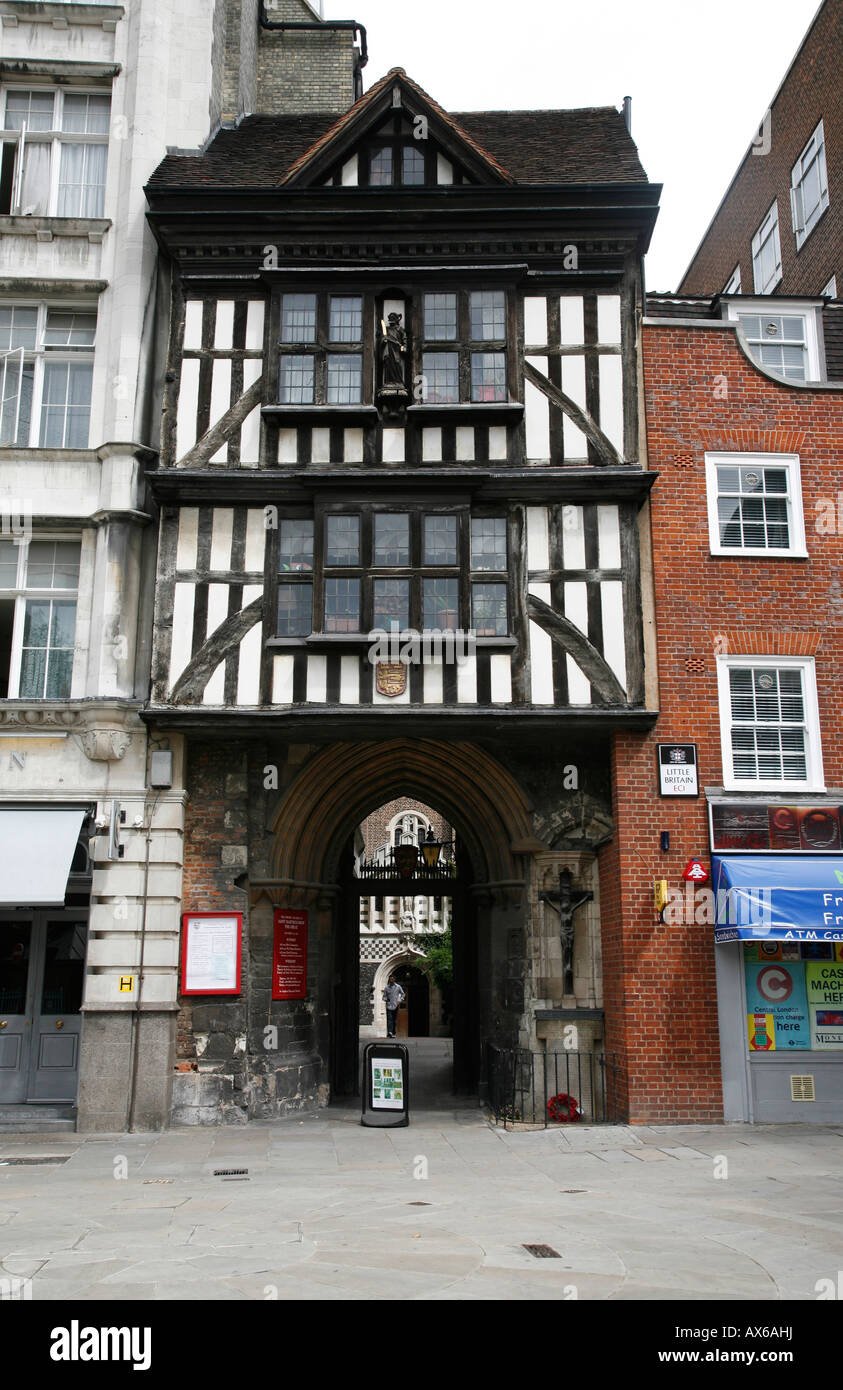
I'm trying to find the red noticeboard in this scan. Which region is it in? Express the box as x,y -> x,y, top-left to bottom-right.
272,909 -> 308,1000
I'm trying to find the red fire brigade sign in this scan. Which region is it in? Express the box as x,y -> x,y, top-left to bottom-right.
682,858 -> 709,884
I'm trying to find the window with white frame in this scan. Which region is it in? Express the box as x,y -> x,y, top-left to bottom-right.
0,539 -> 80,699
726,300 -> 822,382
705,453 -> 806,556
717,657 -> 823,791
791,120 -> 829,249
0,304 -> 96,447
0,87 -> 110,218
723,265 -> 741,295
751,201 -> 782,294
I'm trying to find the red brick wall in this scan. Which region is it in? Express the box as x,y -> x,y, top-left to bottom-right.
680,0 -> 843,296
598,319 -> 843,1122
360,798 -> 451,857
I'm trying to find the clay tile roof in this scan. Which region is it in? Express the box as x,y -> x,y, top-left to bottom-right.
148,71 -> 648,191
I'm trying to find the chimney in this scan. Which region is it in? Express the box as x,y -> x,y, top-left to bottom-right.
257,0 -> 365,116
622,95 -> 632,135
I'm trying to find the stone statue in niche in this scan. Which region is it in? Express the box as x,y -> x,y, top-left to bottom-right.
378,311 -> 409,412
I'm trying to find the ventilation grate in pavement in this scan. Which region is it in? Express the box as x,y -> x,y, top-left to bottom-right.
143,1178 -> 174,1184
213,1168 -> 248,1176
523,1243 -> 561,1259
407,1201 -> 431,1206
0,1156 -> 70,1166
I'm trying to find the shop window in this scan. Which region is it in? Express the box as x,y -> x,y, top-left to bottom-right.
745,941 -> 843,1053
0,538 -> 80,699
0,87 -> 110,218
704,453 -> 806,556
716,657 -> 823,792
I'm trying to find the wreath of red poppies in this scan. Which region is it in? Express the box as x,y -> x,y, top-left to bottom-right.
547,1092 -> 582,1123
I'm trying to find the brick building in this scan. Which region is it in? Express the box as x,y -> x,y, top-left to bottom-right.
622,296 -> 843,1122
679,0 -> 842,299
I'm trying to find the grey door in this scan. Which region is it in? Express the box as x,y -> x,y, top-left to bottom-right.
0,914 -> 86,1104
0,918 -> 33,1102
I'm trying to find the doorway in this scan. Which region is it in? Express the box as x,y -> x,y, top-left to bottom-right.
394,964 -> 429,1037
0,913 -> 87,1104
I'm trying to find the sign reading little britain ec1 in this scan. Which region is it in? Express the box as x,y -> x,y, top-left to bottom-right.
371,1057 -> 404,1110
657,744 -> 699,797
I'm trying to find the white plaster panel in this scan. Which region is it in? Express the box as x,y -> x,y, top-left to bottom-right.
169,583 -> 195,687
524,297 -> 548,345
457,655 -> 477,704
422,428 -> 442,462
437,154 -> 453,184
240,358 -> 262,465
236,585 -> 263,706
245,509 -> 266,572
490,654 -> 512,704
214,300 -> 235,349
488,425 -> 507,460
526,506 -> 550,571
597,505 -> 622,569
203,583 -> 229,704
383,428 -> 405,462
597,294 -> 622,345
598,355 -> 624,452
176,358 -> 200,459
528,582 -> 553,705
306,653 -> 327,703
184,300 -> 204,350
601,580 -> 627,692
561,505 -> 586,569
278,428 -> 298,464
340,654 -> 359,704
564,581 -> 591,705
560,355 -> 586,458
423,656 -> 443,704
311,427 -> 331,464
344,428 -> 364,463
525,356 -> 550,461
210,509 -> 233,572
176,507 -> 199,571
560,296 -> 584,345
209,358 -> 232,462
246,300 -> 265,350
272,654 -> 295,704
456,426 -> 474,461
342,155 -> 359,185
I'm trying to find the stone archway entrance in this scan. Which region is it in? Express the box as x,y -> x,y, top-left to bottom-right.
252,739 -> 537,1105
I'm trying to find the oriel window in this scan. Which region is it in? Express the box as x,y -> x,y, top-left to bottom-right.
278,292 -> 365,405
420,289 -> 508,404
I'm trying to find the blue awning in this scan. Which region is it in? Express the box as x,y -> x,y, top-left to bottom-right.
712,855 -> 843,943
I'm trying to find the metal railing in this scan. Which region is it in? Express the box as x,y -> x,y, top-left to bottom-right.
485,1043 -> 620,1128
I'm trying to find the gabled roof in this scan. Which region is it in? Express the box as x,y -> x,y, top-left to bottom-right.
148,68 -> 649,191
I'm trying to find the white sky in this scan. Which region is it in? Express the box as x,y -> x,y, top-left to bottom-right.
322,0 -> 821,290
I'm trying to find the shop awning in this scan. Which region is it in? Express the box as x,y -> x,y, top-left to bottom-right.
712,855 -> 843,943
0,810 -> 85,906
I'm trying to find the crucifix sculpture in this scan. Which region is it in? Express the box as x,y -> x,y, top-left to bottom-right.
538,868 -> 594,997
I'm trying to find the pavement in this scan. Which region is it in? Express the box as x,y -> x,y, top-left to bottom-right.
1,1039 -> 841,1302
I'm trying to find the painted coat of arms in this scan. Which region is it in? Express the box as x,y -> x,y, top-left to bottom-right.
375,662 -> 407,697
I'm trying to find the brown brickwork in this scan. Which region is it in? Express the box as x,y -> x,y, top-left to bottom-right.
359,798 -> 452,858
598,318 -> 843,1123
680,0 -> 843,297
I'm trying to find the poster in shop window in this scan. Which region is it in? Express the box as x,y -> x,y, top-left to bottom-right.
806,961 -> 843,1049
744,962 -> 811,1050
272,909 -> 308,1000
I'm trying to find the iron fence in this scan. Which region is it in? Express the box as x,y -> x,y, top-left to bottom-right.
485,1042 -> 620,1128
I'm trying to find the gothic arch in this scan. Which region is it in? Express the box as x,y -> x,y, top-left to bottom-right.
269,739 -> 538,887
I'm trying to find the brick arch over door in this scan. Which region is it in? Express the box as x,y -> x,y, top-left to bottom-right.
269,739 -> 536,886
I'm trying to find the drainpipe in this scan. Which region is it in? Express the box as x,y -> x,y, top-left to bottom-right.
127,789 -> 160,1132
258,5 -> 368,68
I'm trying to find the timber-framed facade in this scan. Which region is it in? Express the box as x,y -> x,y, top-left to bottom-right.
142,65 -> 662,1122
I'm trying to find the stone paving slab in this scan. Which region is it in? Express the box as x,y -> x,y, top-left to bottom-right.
0,1118 -> 841,1300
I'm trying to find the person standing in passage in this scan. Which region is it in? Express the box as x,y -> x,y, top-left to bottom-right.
383,976 -> 405,1038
